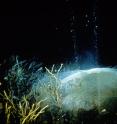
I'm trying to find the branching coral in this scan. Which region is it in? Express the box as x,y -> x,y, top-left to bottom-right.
1,90 -> 48,124
1,57 -> 117,123
4,56 -> 42,100
30,64 -> 64,122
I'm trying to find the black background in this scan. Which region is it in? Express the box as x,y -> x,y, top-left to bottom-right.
0,0 -> 117,66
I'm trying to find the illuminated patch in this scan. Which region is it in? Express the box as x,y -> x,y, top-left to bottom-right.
61,68 -> 117,111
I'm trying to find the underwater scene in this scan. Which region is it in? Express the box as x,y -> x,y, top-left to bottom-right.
0,0 -> 117,124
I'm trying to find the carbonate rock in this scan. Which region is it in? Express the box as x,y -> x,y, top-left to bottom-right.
60,68 -> 117,112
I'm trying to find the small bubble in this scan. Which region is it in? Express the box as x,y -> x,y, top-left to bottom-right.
85,24 -> 88,27
85,14 -> 88,18
56,27 -> 58,30
70,29 -> 75,32
72,16 -> 75,20
101,109 -> 106,112
95,25 -> 98,28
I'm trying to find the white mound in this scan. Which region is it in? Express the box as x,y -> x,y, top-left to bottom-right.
61,68 -> 117,111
